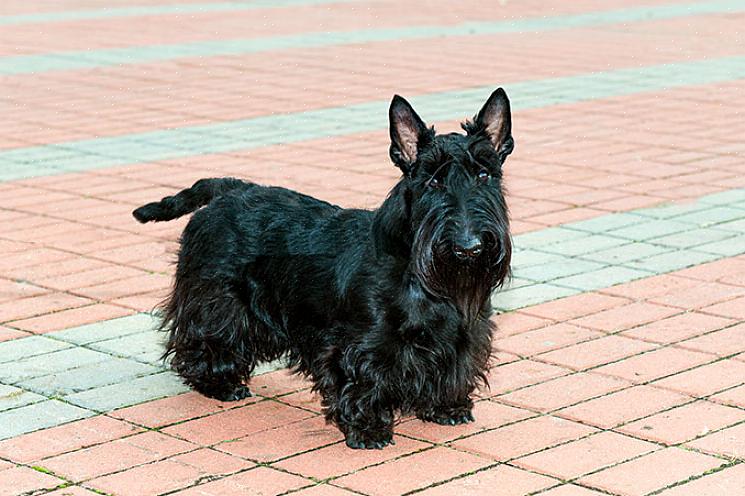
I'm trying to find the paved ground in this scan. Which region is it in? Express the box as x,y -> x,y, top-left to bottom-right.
0,0 -> 744,494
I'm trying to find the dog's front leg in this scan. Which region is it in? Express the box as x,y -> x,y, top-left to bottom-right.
335,384 -> 395,450
416,396 -> 475,426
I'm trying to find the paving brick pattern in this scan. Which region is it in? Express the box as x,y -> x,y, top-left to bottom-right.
0,0 -> 744,494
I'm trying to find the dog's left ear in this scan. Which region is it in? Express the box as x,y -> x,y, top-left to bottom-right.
389,95 -> 430,174
469,88 -> 515,162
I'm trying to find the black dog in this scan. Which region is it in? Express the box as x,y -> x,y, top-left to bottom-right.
133,89 -> 514,449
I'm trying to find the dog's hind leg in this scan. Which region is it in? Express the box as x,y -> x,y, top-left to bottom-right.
162,279 -> 260,402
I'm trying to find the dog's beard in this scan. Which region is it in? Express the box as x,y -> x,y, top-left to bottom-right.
411,212 -> 511,323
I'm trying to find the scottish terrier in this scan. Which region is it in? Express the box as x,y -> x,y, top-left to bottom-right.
133,89 -> 514,449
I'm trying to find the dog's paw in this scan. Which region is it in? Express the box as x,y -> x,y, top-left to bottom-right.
418,408 -> 475,426
344,431 -> 396,450
201,384 -> 252,402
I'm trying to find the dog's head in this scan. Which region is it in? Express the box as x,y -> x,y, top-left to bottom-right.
374,89 -> 514,317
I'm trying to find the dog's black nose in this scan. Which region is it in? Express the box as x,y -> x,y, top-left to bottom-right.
453,236 -> 483,259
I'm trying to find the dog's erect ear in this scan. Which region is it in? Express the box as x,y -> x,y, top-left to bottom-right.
389,95 -> 429,173
471,88 -> 514,162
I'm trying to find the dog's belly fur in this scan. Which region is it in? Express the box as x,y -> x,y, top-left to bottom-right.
172,184 -> 491,415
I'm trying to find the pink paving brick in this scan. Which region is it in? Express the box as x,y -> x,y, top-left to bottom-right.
620,312 -> 735,344
163,400 -> 315,446
494,322 -> 604,357
535,335 -> 657,371
111,391 -> 258,429
249,370 -> 314,397
593,347 -> 716,384
396,400 -> 534,443
0,325 -> 29,342
452,416 -> 597,461
570,301 -> 681,332
701,296 -> 745,319
538,485 -> 609,496
658,464 -> 745,495
556,385 -> 691,429
578,448 -> 727,496
514,431 -> 658,480
41,431 -> 195,481
41,487 -> 101,496
0,292 -> 93,323
334,447 -> 492,496
710,385 -> 745,409
0,466 -> 64,495
416,464 -> 557,496
87,448 -> 254,496
7,303 -> 134,334
168,466 -> 310,496
0,415 -> 142,464
686,422 -> 745,460
491,311 -> 554,337
216,416 -> 341,463
651,359 -> 745,397
619,401 -> 745,445
275,435 -> 429,480
522,292 -> 630,321
602,274 -> 699,300
482,359 -> 570,396
677,322 -> 745,356
498,372 -> 630,412
649,282 -> 745,310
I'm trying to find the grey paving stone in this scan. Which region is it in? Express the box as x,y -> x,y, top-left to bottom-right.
514,259 -> 605,283
514,227 -> 589,249
89,330 -> 166,365
0,336 -> 72,364
552,266 -> 652,292
64,372 -> 189,411
51,312 -> 158,345
493,283 -> 580,311
631,202 -> 708,219
649,228 -> 737,249
19,357 -> 159,396
625,250 -> 721,273
0,399 -> 92,440
609,219 -> 690,241
580,242 -> 670,264
502,277 -> 534,290
713,218 -> 745,233
0,384 -> 46,412
0,347 -> 111,384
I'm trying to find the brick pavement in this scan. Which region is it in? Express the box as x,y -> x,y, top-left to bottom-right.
0,1 -> 744,494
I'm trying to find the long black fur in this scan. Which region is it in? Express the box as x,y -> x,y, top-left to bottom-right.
133,89 -> 515,449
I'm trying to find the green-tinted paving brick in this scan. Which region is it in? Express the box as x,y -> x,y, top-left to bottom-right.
0,348 -> 111,384
631,202 -> 709,219
513,227 -> 589,248
510,249 -> 565,269
695,235 -> 745,256
537,234 -> 629,256
0,384 -> 46,412
563,213 -> 642,233
649,228 -> 737,249
699,189 -> 745,205
51,313 -> 158,345
717,218 -> 745,232
64,372 -> 189,412
493,283 -> 580,311
19,358 -> 159,396
514,259 -> 605,283
672,207 -> 745,227
580,242 -> 671,264
88,330 -> 165,365
609,219 -> 691,241
0,336 -> 72,364
552,266 -> 652,292
625,250 -> 721,273
0,400 -> 92,440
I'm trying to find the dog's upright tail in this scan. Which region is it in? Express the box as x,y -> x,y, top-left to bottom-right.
133,177 -> 250,223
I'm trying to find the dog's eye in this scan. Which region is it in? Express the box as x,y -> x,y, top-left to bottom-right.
477,170 -> 490,183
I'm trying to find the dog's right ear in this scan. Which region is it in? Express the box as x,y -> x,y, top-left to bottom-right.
389,95 -> 430,174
